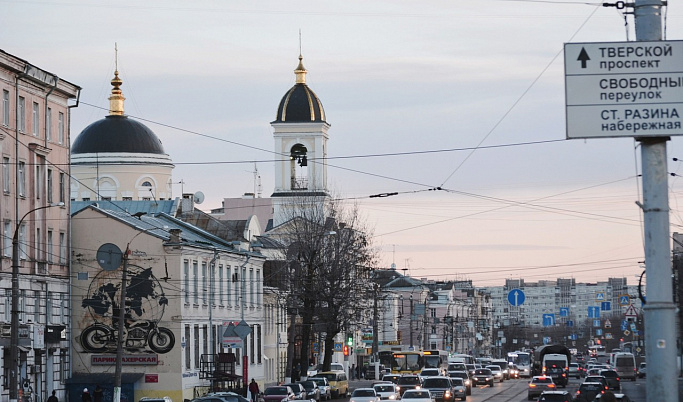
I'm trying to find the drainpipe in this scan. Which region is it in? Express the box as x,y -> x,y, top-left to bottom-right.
43,76 -> 59,147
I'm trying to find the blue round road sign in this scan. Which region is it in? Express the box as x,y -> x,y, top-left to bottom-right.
507,289 -> 526,306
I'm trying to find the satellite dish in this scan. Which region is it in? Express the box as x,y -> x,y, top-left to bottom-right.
96,243 -> 123,271
194,191 -> 205,204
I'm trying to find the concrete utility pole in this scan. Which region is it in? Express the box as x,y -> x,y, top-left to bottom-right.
634,1 -> 679,401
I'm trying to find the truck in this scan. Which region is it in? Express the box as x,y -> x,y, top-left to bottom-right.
532,345 -> 571,387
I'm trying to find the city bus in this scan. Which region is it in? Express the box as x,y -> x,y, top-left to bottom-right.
508,351 -> 532,378
423,350 -> 449,373
391,351 -> 424,374
449,354 -> 475,365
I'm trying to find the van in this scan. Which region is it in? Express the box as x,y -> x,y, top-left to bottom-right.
313,371 -> 348,398
613,353 -> 636,381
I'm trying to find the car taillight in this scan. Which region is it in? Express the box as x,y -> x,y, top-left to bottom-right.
529,384 -> 537,388
548,384 -> 555,388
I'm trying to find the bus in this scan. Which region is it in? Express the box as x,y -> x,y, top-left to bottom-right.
588,345 -> 606,358
449,354 -> 475,365
423,350 -> 449,373
391,351 -> 424,374
378,351 -> 394,369
507,351 -> 532,378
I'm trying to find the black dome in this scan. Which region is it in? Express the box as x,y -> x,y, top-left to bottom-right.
72,115 -> 165,154
274,83 -> 326,123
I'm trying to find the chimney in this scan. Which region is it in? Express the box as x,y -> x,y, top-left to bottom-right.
169,229 -> 182,243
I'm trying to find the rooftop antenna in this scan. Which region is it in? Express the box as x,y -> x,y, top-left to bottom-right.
390,245 -> 396,270
115,42 -> 118,71
255,164 -> 262,198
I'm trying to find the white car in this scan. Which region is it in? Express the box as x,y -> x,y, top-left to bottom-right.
401,390 -> 433,402
486,365 -> 504,382
373,383 -> 400,400
350,388 -> 380,402
420,368 -> 441,380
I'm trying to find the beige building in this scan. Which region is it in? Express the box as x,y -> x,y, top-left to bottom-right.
70,70 -> 174,202
0,49 -> 80,402
70,204 -> 267,402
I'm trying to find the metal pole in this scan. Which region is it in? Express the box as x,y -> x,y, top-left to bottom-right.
410,296 -> 413,350
113,247 -> 130,402
633,1 -> 678,401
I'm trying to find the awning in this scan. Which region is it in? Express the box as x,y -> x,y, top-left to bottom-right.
67,373 -> 144,384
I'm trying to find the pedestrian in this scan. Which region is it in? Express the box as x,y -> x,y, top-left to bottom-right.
93,385 -> 104,402
248,378 -> 260,402
47,390 -> 58,402
81,388 -> 92,402
350,364 -> 356,380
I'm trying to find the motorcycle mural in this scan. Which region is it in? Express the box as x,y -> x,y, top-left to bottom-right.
80,265 -> 175,354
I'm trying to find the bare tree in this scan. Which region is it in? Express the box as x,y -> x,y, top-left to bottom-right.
268,194 -> 378,376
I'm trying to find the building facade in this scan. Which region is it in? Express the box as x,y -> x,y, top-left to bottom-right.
0,49 -> 80,402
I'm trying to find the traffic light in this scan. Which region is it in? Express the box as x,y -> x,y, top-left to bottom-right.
343,345 -> 350,356
347,333 -> 353,346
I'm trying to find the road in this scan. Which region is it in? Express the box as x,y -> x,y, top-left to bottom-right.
346,374 -> 659,402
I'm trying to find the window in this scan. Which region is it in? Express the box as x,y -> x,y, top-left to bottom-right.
202,325 -> 208,357
33,290 -> 40,322
18,223 -> 27,259
35,165 -> 41,199
46,107 -> 52,141
194,325 -> 200,369
18,162 -> 25,196
59,173 -> 65,202
59,232 -> 65,264
250,268 -> 254,305
226,266 -> 231,305
32,102 -> 39,136
218,264 -> 224,305
2,90 -> 9,127
3,221 -> 11,257
193,261 -> 198,304
18,96 -> 25,132
250,328 -> 255,364
202,262 -> 207,304
58,112 -> 64,144
47,230 -> 53,263
184,260 -> 190,304
257,324 -> 262,364
47,169 -> 53,203
2,157 -> 9,194
122,197 -> 132,201
185,325 -> 191,369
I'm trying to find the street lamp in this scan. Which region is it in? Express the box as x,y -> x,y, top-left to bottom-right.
10,202 -> 64,402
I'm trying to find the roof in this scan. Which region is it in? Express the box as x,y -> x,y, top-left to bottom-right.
71,199 -> 179,216
72,115 -> 166,154
272,55 -> 326,124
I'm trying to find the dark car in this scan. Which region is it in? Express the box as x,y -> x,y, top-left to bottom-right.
598,370 -> 620,391
193,393 -> 251,402
472,368 -> 494,387
538,390 -> 573,402
528,376 -> 556,400
382,374 -> 401,385
421,377 -> 456,402
397,375 -> 422,396
299,380 -> 321,401
285,383 -> 306,400
583,376 -> 609,392
574,382 -> 605,402
447,371 -> 471,395
263,386 -> 296,402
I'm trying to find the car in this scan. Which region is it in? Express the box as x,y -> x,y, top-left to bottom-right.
397,375 -> 423,396
593,392 -> 632,401
447,362 -> 467,372
528,376 -> 556,400
401,390 -> 433,402
447,371 -> 471,395
574,382 -> 605,401
382,374 -> 401,385
193,393 -> 250,402
465,364 -> 477,377
569,363 -> 581,379
598,370 -> 620,391
492,360 -> 510,380
349,388 -> 380,402
284,383 -> 307,400
299,380 -> 321,401
448,378 -> 467,401
586,368 -> 602,377
314,371 -> 349,398
537,390 -> 573,402
373,383 -> 400,400
583,376 -> 609,392
472,368 -> 494,387
486,365 -> 504,382
637,362 -> 646,378
509,364 -> 520,379
419,368 -> 442,379
263,386 -> 296,402
422,376 -> 457,402
309,377 -> 332,401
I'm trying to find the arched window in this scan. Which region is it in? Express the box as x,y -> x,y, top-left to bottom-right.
290,144 -> 308,190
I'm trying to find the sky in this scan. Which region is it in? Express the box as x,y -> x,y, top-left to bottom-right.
2,0 -> 683,287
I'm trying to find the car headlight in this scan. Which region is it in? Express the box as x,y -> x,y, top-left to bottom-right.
388,395 -> 396,400
415,386 -> 421,390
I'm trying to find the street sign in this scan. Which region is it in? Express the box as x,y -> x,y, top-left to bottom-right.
559,307 -> 569,317
593,319 -> 601,327
588,306 -> 600,318
601,301 -> 611,311
625,305 -> 638,319
543,314 -> 556,327
596,329 -> 603,336
334,342 -> 342,352
566,320 -> 574,327
595,292 -> 605,301
621,320 -> 628,331
507,289 -> 526,306
605,319 -> 612,328
619,295 -> 630,306
564,40 -> 683,139
624,330 -> 631,336
605,333 -> 613,340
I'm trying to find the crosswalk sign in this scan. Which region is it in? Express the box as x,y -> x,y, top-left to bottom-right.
596,292 -> 605,301
619,295 -> 630,306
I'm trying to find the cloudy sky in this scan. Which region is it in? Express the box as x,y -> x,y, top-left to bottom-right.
3,0 -> 682,287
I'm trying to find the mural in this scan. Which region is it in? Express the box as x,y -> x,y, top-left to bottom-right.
80,265 -> 175,354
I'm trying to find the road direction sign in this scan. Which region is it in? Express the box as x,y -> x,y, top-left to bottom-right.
566,320 -> 574,327
559,307 -> 569,317
594,319 -> 601,327
543,314 -> 556,327
588,306 -> 600,318
564,40 -> 683,139
596,329 -> 603,336
508,289 -> 526,306
619,295 -> 630,306
601,301 -> 611,311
